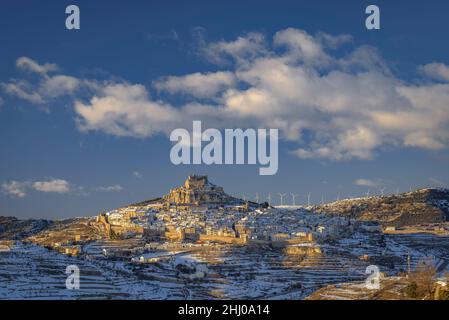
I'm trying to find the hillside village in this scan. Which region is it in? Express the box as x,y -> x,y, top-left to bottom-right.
1,175 -> 449,299
29,175 -> 366,255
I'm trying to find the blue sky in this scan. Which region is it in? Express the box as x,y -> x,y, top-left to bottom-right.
1,0 -> 449,219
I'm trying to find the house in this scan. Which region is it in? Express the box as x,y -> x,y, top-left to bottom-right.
0,240 -> 14,252
434,278 -> 449,300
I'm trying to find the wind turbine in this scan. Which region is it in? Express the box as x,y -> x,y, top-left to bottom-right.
366,189 -> 370,197
307,193 -> 311,207
379,187 -> 385,197
255,193 -> 259,203
291,193 -> 299,206
278,193 -> 286,206
336,193 -> 340,201
321,195 -> 324,205
267,193 -> 271,206
242,194 -> 246,202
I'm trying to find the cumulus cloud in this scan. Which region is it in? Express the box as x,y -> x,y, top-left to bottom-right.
74,83 -> 181,137
3,29 -> 449,161
2,80 -> 45,104
16,56 -> 59,74
1,178 -> 71,197
315,32 -> 353,49
1,181 -> 28,198
32,179 -> 70,193
199,32 -> 268,66
154,71 -> 236,98
419,63 -> 449,82
1,57 -> 94,105
38,75 -> 82,98
274,28 -> 331,66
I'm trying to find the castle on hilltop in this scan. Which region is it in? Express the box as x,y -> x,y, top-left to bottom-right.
163,175 -> 235,206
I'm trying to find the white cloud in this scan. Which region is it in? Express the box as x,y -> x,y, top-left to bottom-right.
4,29 -> 449,162
200,32 -> 267,65
1,181 -> 28,198
1,57 -> 95,105
38,75 -> 81,98
274,28 -> 331,66
0,178 -> 101,197
95,184 -> 123,192
32,179 -> 70,194
354,179 -> 380,187
315,32 -> 353,49
154,71 -> 236,98
16,57 -> 59,74
419,63 -> 449,82
74,83 -> 181,137
1,80 -> 44,104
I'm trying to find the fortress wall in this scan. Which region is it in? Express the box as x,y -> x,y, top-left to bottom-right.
199,234 -> 246,244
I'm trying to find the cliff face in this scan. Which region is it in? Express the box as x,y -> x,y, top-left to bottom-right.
313,188 -> 449,227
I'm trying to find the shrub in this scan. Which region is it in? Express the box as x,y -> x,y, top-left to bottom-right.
438,289 -> 449,300
406,257 -> 437,298
109,230 -> 124,240
404,282 -> 418,298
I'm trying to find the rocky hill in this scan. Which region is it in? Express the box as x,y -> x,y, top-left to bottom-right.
132,175 -> 247,208
313,188 -> 449,227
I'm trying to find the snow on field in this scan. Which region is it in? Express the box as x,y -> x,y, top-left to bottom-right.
1,229 -> 448,299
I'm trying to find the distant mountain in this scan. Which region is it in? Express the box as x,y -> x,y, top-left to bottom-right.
313,188 -> 449,227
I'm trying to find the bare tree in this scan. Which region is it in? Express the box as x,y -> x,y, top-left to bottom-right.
406,257 -> 437,298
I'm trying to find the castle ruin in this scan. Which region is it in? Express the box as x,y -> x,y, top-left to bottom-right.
163,175 -> 235,205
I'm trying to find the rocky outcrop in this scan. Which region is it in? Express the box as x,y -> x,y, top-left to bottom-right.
163,175 -> 237,205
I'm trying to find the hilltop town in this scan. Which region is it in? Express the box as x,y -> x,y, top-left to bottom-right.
1,175 -> 449,299
24,175 -> 362,254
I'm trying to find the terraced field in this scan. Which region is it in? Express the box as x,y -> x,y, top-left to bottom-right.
0,242 -> 185,299
1,232 -> 448,300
